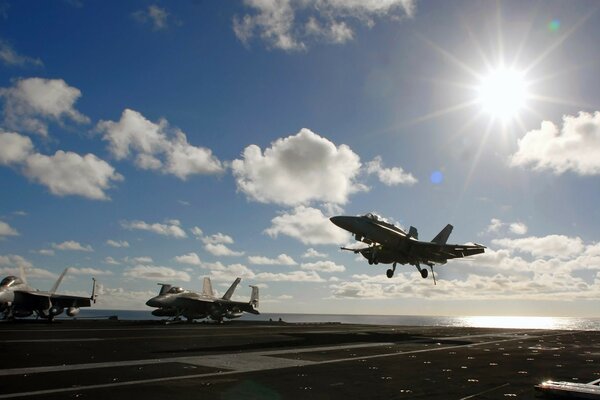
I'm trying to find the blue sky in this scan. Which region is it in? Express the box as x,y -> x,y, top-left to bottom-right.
1,0 -> 600,316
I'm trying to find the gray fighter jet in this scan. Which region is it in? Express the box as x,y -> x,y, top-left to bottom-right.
0,267 -> 97,321
146,277 -> 259,322
330,213 -> 485,283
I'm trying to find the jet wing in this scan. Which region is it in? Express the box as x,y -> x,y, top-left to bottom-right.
14,291 -> 92,308
49,294 -> 92,308
215,299 -> 260,315
412,242 -> 486,261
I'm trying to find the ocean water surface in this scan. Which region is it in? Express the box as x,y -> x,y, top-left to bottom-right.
67,309 -> 600,330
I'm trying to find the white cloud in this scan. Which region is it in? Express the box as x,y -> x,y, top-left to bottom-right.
233,0 -> 415,51
200,261 -> 256,281
300,260 -> 345,273
0,40 -> 43,67
123,256 -> 154,264
248,254 -> 297,265
509,222 -> 528,235
255,270 -> 325,282
174,252 -> 202,266
104,256 -> 120,265
132,5 -> 172,30
0,78 -> 89,136
0,254 -> 55,279
0,131 -> 33,165
190,226 -> 203,238
365,156 -> 417,186
0,220 -> 18,237
492,235 -> 584,260
485,218 -> 528,236
23,150 -> 123,200
201,233 -> 234,245
302,248 -> 328,258
94,285 -> 156,310
232,128 -> 364,206
0,132 -> 122,201
511,111 -> 600,175
38,249 -> 55,256
124,265 -> 190,282
106,239 -> 129,248
265,206 -> 350,245
52,240 -> 93,252
121,219 -> 187,238
97,109 -> 224,179
68,267 -> 113,276
204,243 -> 245,257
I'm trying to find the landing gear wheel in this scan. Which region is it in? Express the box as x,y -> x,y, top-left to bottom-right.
368,259 -> 373,265
420,269 -> 428,279
374,259 -> 379,265
386,269 -> 394,278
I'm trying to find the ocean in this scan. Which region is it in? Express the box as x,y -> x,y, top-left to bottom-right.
66,309 -> 600,330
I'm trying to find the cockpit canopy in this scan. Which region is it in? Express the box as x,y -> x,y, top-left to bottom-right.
0,276 -> 23,288
167,286 -> 184,294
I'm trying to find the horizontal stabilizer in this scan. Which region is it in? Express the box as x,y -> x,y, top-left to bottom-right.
432,224 -> 453,245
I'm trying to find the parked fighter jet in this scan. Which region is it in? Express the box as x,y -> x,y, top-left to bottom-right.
330,213 -> 485,283
146,277 -> 259,322
0,267 -> 97,321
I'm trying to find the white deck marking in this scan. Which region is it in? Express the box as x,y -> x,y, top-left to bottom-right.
0,331 -> 578,399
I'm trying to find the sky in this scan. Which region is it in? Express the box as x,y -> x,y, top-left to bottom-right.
1,0 -> 600,317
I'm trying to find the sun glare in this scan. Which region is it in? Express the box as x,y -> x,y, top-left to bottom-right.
476,67 -> 528,121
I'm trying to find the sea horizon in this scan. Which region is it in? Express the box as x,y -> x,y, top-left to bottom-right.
62,309 -> 600,331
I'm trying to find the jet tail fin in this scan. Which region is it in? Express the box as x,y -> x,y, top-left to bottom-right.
249,285 -> 259,309
50,268 -> 69,294
222,277 -> 241,300
408,226 -> 418,239
201,277 -> 214,297
157,283 -> 172,295
432,224 -> 453,244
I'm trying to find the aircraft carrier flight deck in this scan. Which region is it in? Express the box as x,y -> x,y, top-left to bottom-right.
2,319 -> 599,399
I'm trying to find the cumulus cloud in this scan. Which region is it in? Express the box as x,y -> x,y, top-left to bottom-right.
0,131 -> 122,200
300,260 -> 345,273
104,256 -> 120,265
265,206 -> 349,245
255,270 -> 325,282
121,219 -> 187,238
0,78 -> 89,136
123,256 -> 154,264
200,261 -> 256,282
492,235 -> 584,260
233,0 -> 415,51
52,240 -> 93,252
248,254 -> 297,265
511,111 -> 600,175
106,240 -> 129,248
302,248 -> 328,258
204,243 -> 245,257
97,109 -> 224,179
0,254 -> 56,279
232,128 -> 364,206
94,285 -> 156,310
37,249 -> 55,256
124,265 -> 190,282
132,5 -> 173,30
485,218 -> 528,236
365,156 -> 417,186
68,267 -> 113,276
190,226 -> 203,238
174,252 -> 202,266
0,220 -> 18,238
0,40 -> 43,67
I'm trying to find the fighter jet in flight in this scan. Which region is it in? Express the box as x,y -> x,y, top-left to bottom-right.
0,267 -> 97,321
330,213 -> 485,283
146,277 -> 259,322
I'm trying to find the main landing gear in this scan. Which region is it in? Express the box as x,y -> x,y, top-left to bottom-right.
386,262 -> 396,278
414,263 -> 436,284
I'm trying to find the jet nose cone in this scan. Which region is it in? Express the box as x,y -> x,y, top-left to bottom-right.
330,216 -> 354,231
146,297 -> 161,307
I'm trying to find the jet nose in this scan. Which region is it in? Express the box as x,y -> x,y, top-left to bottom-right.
329,216 -> 355,231
146,297 -> 161,307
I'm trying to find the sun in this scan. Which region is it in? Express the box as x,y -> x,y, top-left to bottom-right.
476,67 -> 529,122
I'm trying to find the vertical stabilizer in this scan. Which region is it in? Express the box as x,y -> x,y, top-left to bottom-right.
202,277 -> 214,297
157,283 -> 172,295
249,285 -> 259,308
222,277 -> 241,300
432,224 -> 453,244
408,226 -> 419,240
19,264 -> 28,285
51,268 -> 69,294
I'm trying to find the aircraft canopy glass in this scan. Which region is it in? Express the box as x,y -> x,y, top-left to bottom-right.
167,287 -> 184,294
0,276 -> 21,288
363,213 -> 381,221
